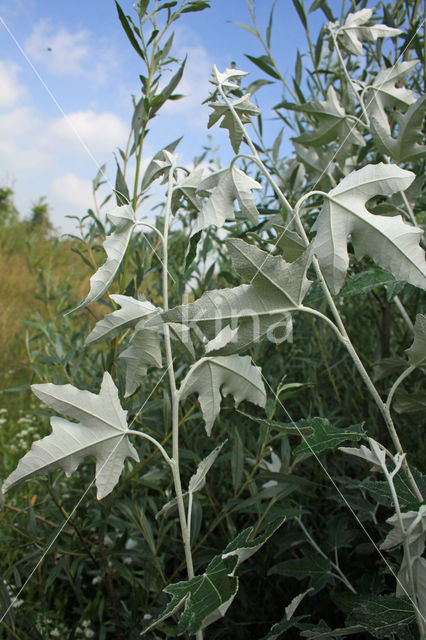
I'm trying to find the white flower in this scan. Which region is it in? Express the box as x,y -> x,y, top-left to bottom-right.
82,620 -> 91,628
84,629 -> 95,638
50,630 -> 60,638
92,575 -> 101,585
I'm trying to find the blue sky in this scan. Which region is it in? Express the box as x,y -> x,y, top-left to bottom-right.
0,0 -> 354,233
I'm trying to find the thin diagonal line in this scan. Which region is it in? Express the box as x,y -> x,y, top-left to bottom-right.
0,15 -> 176,285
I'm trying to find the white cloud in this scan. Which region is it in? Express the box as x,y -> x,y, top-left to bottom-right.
50,110 -> 128,156
23,19 -> 118,84
25,19 -> 90,76
51,173 -> 93,213
0,60 -> 27,108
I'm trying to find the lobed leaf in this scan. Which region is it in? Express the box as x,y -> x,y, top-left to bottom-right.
405,314 -> 426,368
85,294 -> 158,345
2,373 -> 138,499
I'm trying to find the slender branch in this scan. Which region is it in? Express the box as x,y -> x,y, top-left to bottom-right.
127,429 -> 173,467
385,365 -> 416,413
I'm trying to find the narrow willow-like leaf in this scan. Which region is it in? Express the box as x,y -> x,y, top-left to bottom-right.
337,9 -> 402,56
188,441 -> 226,494
179,355 -> 266,435
71,205 -> 136,312
142,518 -> 284,635
312,163 -> 426,293
237,409 -> 314,435
85,294 -> 157,345
2,373 -> 138,499
405,314 -> 426,368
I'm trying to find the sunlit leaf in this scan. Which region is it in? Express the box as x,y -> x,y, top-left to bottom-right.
336,9 -> 402,56
2,373 -> 138,499
371,96 -> 426,162
71,205 -> 136,312
208,92 -> 260,153
85,294 -> 158,345
365,61 -> 418,127
292,418 -> 365,461
312,163 -> 426,293
179,355 -> 266,435
346,594 -> 416,638
188,441 -> 226,493
119,328 -> 162,397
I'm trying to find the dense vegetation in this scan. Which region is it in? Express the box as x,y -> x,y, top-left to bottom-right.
1,1 -> 425,639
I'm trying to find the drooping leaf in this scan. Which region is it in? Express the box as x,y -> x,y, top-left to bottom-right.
371,96 -> 426,162
285,86 -> 365,148
245,54 -> 280,80
142,518 -> 284,635
336,9 -> 402,56
115,160 -> 130,205
115,1 -> 145,60
191,167 -> 260,236
178,355 -> 266,436
163,241 -> 311,354
172,168 -> 204,213
312,163 -> 426,294
345,595 -> 416,638
85,294 -> 158,345
337,267 -> 395,298
292,418 -> 365,461
188,441 -> 226,494
2,373 -> 138,499
208,92 -> 260,154
237,409 -> 314,435
141,138 -> 182,191
365,61 -> 418,127
405,314 -> 426,368
119,328 -> 162,397
339,437 -> 387,469
71,205 -> 136,312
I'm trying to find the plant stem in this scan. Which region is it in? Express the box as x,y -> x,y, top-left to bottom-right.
162,162 -> 196,586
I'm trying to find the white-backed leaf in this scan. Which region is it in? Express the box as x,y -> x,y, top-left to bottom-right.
337,9 -> 402,56
142,517 -> 284,636
179,355 -> 266,435
85,294 -> 157,345
371,96 -> 426,162
71,205 -> 136,312
163,241 -> 310,354
171,168 -> 204,213
339,438 -> 387,468
188,441 -> 226,494
365,61 -> 418,128
405,314 -> 426,368
141,138 -> 181,191
210,64 -> 249,89
285,587 -> 314,621
168,322 -> 195,358
191,167 -> 260,236
208,93 -> 260,154
312,163 -> 425,293
119,328 -> 162,397
3,373 -> 138,499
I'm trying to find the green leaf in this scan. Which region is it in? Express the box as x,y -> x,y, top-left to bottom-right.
142,518 -> 285,635
119,328 -> 162,397
231,427 -> 244,494
292,0 -> 307,29
71,205 -> 136,312
115,1 -> 145,60
184,230 -> 202,270
245,53 -> 280,80
237,409 -> 314,436
115,160 -> 130,206
394,389 -> 426,414
309,0 -> 334,21
371,96 -> 426,163
188,441 -> 226,494
179,355 -> 266,436
180,1 -> 210,13
233,21 -> 257,36
405,314 -> 426,368
312,163 -> 426,294
337,9 -> 402,56
150,56 -> 186,116
346,595 -> 416,638
293,418 -> 365,461
338,267 -> 396,298
269,550 -> 332,591
2,373 -> 139,499
266,2 -> 276,48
